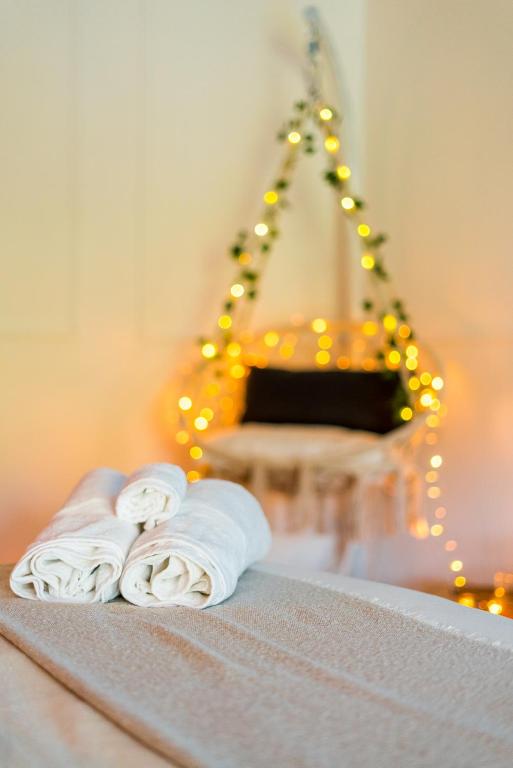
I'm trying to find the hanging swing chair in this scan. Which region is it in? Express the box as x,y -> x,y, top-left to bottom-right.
171,10 -> 445,573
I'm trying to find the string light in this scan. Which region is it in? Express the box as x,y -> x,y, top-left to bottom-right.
254,222 -> 269,237
175,430 -> 189,445
445,540 -> 458,551
336,165 -> 351,180
319,107 -> 333,121
362,321 -> 377,336
408,377 -> 420,391
201,342 -> 217,359
361,253 -> 375,270
340,196 -> 355,211
430,455 -> 443,469
218,315 -> 232,329
398,324 -> 411,339
239,251 -> 252,265
357,224 -> 371,237
432,376 -> 444,390
318,334 -> 333,350
430,524 -> 444,536
454,576 -> 467,588
450,560 -> 463,572
178,396 -> 193,411
187,470 -> 201,483
383,314 -> 397,332
200,407 -> 214,421
311,317 -> 327,333
287,131 -> 301,144
263,190 -> 279,205
388,350 -> 401,365
194,416 -> 208,431
316,350 -> 330,365
401,407 -> 413,421
264,331 -> 280,347
230,364 -> 246,379
324,135 -> 339,153
230,283 -> 245,298
226,342 -> 241,358
190,446 -> 203,460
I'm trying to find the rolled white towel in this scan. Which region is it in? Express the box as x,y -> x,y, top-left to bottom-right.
121,479 -> 272,609
115,463 -> 187,530
10,468 -> 139,603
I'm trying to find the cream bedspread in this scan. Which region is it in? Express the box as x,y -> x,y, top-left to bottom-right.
1,563 -> 513,767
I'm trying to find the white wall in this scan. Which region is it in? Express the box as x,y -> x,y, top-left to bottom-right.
1,0 -> 512,586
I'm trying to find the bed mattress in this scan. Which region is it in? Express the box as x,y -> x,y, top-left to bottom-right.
1,562 -> 513,767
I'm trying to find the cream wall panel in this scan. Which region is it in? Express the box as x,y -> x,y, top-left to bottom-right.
364,0 -> 513,583
0,0 -> 76,336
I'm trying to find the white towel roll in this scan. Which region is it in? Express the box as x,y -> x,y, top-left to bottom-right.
121,479 -> 272,609
115,463 -> 187,530
10,468 -> 139,603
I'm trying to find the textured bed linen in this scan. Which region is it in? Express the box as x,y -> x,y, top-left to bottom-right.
2,565 -> 513,767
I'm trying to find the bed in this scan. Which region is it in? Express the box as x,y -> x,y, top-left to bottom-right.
1,562 -> 513,767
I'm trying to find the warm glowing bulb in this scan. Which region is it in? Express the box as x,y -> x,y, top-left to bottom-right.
420,392 -> 433,407
178,396 -> 192,411
340,196 -> 355,211
432,376 -> 444,391
488,601 -> 503,615
388,350 -> 401,365
336,165 -> 351,180
435,506 -> 447,519
425,471 -> 438,483
194,416 -> 208,431
362,321 -> 377,336
218,314 -> 232,330
263,190 -> 279,205
405,358 -> 418,371
190,446 -> 203,460
316,350 -> 331,366
445,540 -> 457,552
226,342 -> 241,358
264,331 -> 280,347
361,253 -> 375,270
324,135 -> 340,153
238,251 -> 252,265
200,407 -> 214,421
406,344 -> 418,358
430,524 -> 444,537
398,324 -> 411,339
230,283 -> 245,298
319,107 -> 333,121
420,372 -> 432,386
175,430 -> 189,445
401,406 -> 413,421
427,486 -> 441,499
383,314 -> 397,333
357,224 -> 371,237
287,131 -> 301,144
187,470 -> 201,483
450,560 -> 463,572
426,414 -> 440,428
311,317 -> 328,333
230,363 -> 246,379
495,587 -> 506,598
337,355 -> 351,369
254,222 -> 269,237
408,377 -> 420,391
458,593 -> 474,607
431,454 -> 443,469
454,576 -> 467,588
318,335 -> 333,350
201,342 -> 217,359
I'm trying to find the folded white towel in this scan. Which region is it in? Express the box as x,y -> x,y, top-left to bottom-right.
10,468 -> 139,603
120,479 -> 272,609
115,463 -> 187,530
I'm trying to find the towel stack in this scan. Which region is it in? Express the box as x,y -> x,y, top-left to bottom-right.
10,465 -> 271,608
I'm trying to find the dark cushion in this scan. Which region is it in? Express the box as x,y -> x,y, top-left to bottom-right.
241,367 -> 409,435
